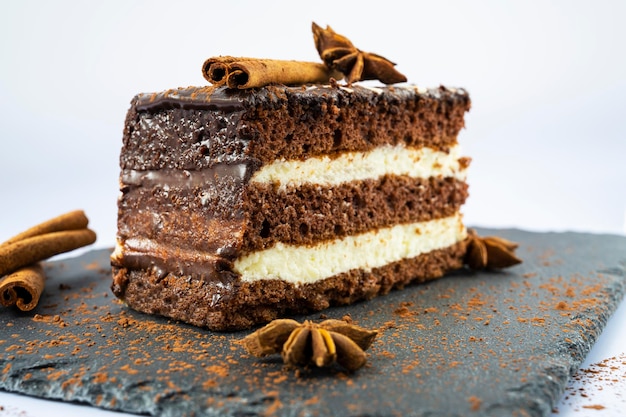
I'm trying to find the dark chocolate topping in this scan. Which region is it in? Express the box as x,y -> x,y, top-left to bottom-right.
133,84 -> 470,114
135,86 -> 246,112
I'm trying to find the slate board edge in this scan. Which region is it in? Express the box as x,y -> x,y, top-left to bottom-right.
540,274 -> 625,417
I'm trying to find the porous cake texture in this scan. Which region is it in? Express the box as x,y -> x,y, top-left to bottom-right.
111,84 -> 471,330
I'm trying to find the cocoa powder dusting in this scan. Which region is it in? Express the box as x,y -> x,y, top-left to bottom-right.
552,353 -> 626,414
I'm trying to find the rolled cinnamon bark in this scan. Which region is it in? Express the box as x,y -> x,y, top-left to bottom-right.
0,264 -> 45,311
202,56 -> 245,85
0,229 -> 96,278
0,211 -> 97,312
202,56 -> 342,89
226,59 -> 341,89
1,210 -> 89,246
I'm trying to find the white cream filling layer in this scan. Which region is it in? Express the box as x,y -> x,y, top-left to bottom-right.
250,144 -> 467,189
234,213 -> 466,284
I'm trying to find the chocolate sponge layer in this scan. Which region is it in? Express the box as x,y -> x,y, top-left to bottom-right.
241,176 -> 468,253
117,173 -> 468,258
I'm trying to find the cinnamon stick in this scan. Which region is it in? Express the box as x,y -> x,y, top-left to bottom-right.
0,229 -> 97,278
202,56 -> 342,89
0,210 -> 97,312
0,264 -> 45,311
202,56 -> 248,85
1,210 -> 89,246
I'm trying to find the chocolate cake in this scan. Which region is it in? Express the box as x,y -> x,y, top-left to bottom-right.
111,84 -> 472,330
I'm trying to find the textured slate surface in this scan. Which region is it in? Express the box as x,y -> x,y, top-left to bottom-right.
0,229 -> 625,417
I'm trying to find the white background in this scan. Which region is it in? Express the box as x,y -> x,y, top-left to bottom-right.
1,1 -> 625,416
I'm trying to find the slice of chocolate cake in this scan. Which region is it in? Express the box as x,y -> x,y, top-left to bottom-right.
111,84 -> 472,330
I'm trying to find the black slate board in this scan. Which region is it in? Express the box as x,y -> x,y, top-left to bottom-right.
1,229 -> 625,417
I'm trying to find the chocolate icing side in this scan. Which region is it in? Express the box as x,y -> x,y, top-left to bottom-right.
121,95 -> 251,172
112,244 -> 238,289
117,168 -> 248,257
121,164 -> 249,188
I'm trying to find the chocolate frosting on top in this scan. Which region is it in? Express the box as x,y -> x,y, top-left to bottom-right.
134,86 -> 246,112
134,84 -> 470,113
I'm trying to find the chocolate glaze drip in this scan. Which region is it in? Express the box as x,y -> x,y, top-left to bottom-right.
135,86 -> 246,112
113,246 -> 238,291
121,164 -> 249,189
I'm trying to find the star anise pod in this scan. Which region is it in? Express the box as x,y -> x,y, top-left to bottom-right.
241,318 -> 378,371
312,22 -> 407,85
465,229 -> 522,270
